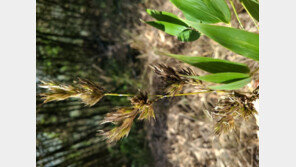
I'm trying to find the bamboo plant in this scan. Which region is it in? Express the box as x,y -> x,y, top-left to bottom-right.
40,0 -> 259,143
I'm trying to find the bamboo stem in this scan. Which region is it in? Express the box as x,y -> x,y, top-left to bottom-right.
158,90 -> 213,98
104,93 -> 134,97
241,3 -> 259,30
229,0 -> 244,29
105,90 -> 225,99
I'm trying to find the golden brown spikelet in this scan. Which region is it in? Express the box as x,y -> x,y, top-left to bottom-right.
100,108 -> 138,143
39,81 -> 79,103
77,79 -> 105,106
100,91 -> 155,143
101,107 -> 135,124
130,92 -> 155,121
39,79 -> 105,106
151,64 -> 198,95
213,90 -> 259,135
214,114 -> 235,135
137,105 -> 155,121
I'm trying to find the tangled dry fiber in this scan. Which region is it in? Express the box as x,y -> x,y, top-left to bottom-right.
129,0 -> 259,167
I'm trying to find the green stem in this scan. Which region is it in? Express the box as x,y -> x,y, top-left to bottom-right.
105,90 -> 233,100
105,90 -> 218,98
241,3 -> 259,30
104,93 -> 135,97
229,0 -> 244,29
158,90 -> 213,98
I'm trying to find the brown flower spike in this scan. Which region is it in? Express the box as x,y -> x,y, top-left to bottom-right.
101,92 -> 155,143
214,91 -> 259,135
100,108 -> 138,143
39,79 -> 105,106
151,64 -> 197,95
130,92 -> 155,121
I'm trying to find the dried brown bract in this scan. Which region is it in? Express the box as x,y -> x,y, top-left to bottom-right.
131,92 -> 155,121
214,114 -> 235,135
101,108 -> 137,143
151,64 -> 198,95
250,86 -> 259,101
214,91 -> 258,135
100,92 -> 155,143
39,79 -> 105,106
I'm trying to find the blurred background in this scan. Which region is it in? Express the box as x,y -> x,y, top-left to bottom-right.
37,0 -> 152,166
36,0 -> 258,166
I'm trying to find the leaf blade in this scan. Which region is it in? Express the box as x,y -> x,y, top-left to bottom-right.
187,22 -> 259,61
144,10 -> 200,42
170,0 -> 231,23
240,0 -> 259,22
145,21 -> 187,36
209,77 -> 251,90
177,29 -> 201,42
157,52 -> 250,73
146,9 -> 188,26
187,72 -> 250,83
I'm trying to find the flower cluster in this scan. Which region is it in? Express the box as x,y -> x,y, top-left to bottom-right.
100,108 -> 138,143
151,64 -> 199,95
214,89 -> 259,135
100,92 -> 155,143
39,79 -> 105,106
39,74 -> 259,142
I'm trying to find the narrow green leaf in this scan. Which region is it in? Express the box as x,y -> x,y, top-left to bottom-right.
145,21 -> 187,36
187,72 -> 249,83
209,77 -> 251,90
157,52 -> 250,73
187,22 -> 259,61
146,9 -> 188,26
177,29 -> 201,42
170,0 -> 231,23
240,0 -> 259,21
145,10 -> 200,42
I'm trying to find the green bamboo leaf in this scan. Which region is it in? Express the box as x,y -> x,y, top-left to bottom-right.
145,10 -> 200,42
240,0 -> 259,21
187,72 -> 249,83
145,21 -> 187,36
146,9 -> 188,26
177,29 -> 201,42
187,22 -> 259,61
170,0 -> 231,23
209,77 -> 251,90
157,52 -> 250,73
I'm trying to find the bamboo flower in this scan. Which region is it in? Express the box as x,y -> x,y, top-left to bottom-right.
151,64 -> 197,96
100,92 -> 155,143
39,78 -> 105,106
214,90 -> 259,135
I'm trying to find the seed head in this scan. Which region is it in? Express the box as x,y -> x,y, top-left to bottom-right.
214,114 -> 235,135
151,64 -> 197,95
131,92 -> 155,121
214,91 -> 258,135
39,79 -> 105,106
100,108 -> 137,143
100,92 -> 155,143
